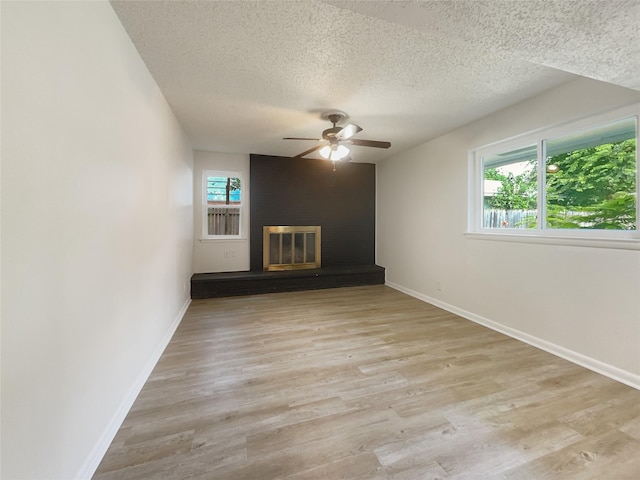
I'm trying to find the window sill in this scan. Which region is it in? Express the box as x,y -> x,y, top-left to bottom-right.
199,237 -> 247,243
464,232 -> 640,250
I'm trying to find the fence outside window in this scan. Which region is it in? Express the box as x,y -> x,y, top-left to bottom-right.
484,209 -> 602,229
208,207 -> 240,235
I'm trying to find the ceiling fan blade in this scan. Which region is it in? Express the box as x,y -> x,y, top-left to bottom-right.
349,139 -> 391,149
335,123 -> 362,141
294,144 -> 323,158
283,137 -> 321,141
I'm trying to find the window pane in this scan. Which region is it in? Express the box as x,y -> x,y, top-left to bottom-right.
205,174 -> 241,236
545,117 -> 637,230
206,177 -> 241,204
207,207 -> 240,235
483,145 -> 537,229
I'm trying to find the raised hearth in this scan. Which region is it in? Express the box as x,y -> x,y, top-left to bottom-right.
191,265 -> 385,299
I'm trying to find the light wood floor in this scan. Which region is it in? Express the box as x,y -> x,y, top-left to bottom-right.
94,285 -> 640,479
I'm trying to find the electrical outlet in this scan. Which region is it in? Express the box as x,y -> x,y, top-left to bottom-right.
224,250 -> 236,258
436,280 -> 442,292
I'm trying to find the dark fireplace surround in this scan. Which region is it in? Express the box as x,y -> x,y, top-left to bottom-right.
191,154 -> 384,298
250,154 -> 376,270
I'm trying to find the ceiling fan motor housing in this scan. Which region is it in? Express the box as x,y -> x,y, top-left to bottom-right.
322,112 -> 347,140
322,126 -> 343,140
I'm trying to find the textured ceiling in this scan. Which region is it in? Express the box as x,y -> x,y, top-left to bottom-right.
110,0 -> 639,163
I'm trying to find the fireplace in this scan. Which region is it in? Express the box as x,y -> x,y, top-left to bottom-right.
263,226 -> 321,271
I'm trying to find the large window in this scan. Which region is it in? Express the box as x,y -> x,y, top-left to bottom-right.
471,105 -> 639,244
203,171 -> 243,238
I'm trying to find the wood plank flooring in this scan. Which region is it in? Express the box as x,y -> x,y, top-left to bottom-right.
93,285 -> 640,479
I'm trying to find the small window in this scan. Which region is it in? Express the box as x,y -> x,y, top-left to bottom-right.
203,171 -> 243,238
470,104 -> 638,243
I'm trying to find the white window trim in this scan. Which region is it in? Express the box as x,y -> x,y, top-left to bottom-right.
467,103 -> 640,250
201,170 -> 245,240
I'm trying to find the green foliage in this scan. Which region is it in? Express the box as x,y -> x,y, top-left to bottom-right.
485,163 -> 537,210
546,139 -> 636,230
484,168 -> 503,181
229,177 -> 241,191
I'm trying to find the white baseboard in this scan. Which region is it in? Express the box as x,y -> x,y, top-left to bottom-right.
77,297 -> 191,479
385,281 -> 640,391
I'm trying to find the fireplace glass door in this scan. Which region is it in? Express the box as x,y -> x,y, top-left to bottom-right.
263,226 -> 321,271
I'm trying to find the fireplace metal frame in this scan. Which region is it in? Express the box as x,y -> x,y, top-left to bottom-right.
263,226 -> 321,271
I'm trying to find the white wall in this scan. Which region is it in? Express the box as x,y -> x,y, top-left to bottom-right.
377,77 -> 640,387
1,2 -> 193,478
193,151 -> 250,273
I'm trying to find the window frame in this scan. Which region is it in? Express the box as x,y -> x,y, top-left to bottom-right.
468,104 -> 640,249
201,170 -> 244,240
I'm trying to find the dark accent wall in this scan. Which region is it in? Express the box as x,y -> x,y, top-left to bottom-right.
250,154 -> 376,271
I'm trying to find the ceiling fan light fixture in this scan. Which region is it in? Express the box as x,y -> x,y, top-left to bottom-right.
318,145 -> 331,158
319,144 -> 350,161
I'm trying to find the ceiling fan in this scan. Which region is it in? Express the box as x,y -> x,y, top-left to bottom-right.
283,111 -> 391,161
